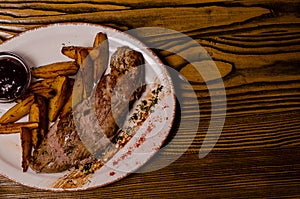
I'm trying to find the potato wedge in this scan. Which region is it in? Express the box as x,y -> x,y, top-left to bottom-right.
60,90 -> 73,118
29,102 -> 40,148
0,94 -> 35,124
61,46 -> 98,60
29,78 -> 55,90
93,32 -> 109,83
20,127 -> 32,172
29,95 -> 48,148
36,95 -> 48,139
59,78 -> 74,117
31,61 -> 79,78
32,87 -> 56,99
48,76 -> 70,122
72,71 -> 84,107
93,32 -> 108,47
76,49 -> 94,99
29,79 -> 57,99
0,122 -> 39,134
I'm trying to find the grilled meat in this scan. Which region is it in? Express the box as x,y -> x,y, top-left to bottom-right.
29,46 -> 145,173
29,112 -> 94,173
75,46 -> 145,157
95,46 -> 145,138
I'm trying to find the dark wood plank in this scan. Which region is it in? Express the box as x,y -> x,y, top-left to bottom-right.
0,147 -> 299,198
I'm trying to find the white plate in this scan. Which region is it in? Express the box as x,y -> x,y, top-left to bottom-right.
0,23 -> 176,191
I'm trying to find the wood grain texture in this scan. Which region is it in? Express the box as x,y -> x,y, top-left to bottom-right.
0,148 -> 299,198
0,0 -> 299,198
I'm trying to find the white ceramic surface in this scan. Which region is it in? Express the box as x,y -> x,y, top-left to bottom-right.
0,23 -> 175,191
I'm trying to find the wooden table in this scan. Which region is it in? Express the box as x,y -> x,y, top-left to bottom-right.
0,0 -> 299,198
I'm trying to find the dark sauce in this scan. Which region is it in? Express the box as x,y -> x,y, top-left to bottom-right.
0,56 -> 28,100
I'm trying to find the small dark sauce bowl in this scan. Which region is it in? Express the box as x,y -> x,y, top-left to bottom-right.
0,52 -> 31,103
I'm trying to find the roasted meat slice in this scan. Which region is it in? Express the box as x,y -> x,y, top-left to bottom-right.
29,112 -> 94,173
30,46 -> 145,173
75,46 -> 145,157
95,46 -> 145,138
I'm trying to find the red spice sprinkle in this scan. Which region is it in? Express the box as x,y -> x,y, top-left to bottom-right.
163,105 -> 169,109
126,150 -> 132,156
112,120 -> 156,166
113,148 -> 133,166
112,160 -> 118,166
147,125 -> 153,132
135,136 -> 146,148
109,171 -> 115,176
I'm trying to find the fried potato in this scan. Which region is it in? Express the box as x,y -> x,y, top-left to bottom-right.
29,95 -> 48,148
31,87 -> 56,99
29,78 -> 55,89
48,76 -> 70,122
0,94 -> 35,124
76,49 -> 94,99
72,71 -> 84,107
93,32 -> 108,47
36,95 -> 48,138
29,79 -> 57,99
59,78 -> 74,117
29,102 -> 40,148
31,61 -> 79,79
0,122 -> 39,134
20,127 -> 32,172
60,91 -> 73,118
30,84 -> 55,98
61,46 -> 98,60
93,32 -> 109,83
